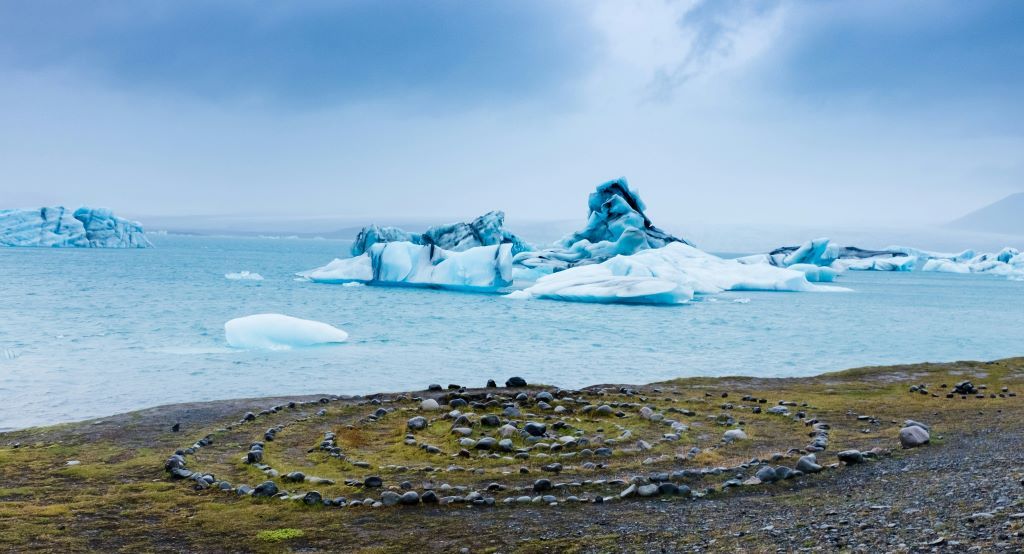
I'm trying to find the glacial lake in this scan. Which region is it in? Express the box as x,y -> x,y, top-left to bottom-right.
2,234 -> 1023,430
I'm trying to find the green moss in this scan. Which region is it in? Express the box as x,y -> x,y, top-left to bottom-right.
256,528 -> 305,542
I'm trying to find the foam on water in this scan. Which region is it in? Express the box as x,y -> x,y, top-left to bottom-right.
1,234 -> 1023,430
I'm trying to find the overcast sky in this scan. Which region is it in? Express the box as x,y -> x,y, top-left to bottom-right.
1,0 -> 1022,227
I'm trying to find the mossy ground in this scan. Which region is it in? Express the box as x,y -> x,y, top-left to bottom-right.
1,358 -> 1023,553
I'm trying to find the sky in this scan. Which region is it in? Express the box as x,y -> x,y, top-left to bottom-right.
1,0 -> 1022,228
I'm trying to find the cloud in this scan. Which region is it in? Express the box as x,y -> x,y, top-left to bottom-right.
0,0 -> 597,109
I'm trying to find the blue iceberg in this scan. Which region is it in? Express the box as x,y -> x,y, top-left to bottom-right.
351,210 -> 531,256
302,242 -> 514,292
304,178 -> 847,304
0,206 -> 151,248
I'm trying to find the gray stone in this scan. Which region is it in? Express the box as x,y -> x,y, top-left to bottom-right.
723,429 -> 748,442
480,414 -> 501,427
380,491 -> 401,506
756,465 -> 780,483
796,454 -> 822,474
637,484 -> 659,497
420,399 -> 440,411
899,425 -> 930,448
399,491 -> 420,505
837,450 -> 865,464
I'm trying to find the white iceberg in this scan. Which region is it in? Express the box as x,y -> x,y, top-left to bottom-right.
0,206 -> 152,248
510,243 -> 838,305
225,271 -> 264,281
302,242 -> 514,292
225,314 -> 348,350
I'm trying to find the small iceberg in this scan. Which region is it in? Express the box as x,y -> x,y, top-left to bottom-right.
225,271 -> 264,281
225,314 -> 348,350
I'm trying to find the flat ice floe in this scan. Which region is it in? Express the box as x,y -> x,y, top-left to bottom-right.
224,314 -> 348,350
509,243 -> 841,305
225,271 -> 264,281
749,238 -> 1023,281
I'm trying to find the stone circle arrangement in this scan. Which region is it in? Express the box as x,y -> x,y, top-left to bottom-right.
162,376 -> 1009,510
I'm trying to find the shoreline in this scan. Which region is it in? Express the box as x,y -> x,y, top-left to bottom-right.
2,357 -> 1023,552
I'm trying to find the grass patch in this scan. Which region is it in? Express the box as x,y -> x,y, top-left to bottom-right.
256,528 -> 305,542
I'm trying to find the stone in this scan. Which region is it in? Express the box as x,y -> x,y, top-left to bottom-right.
407,416 -> 429,431
756,465 -> 780,483
637,484 -> 659,497
899,425 -> 930,448
421,490 -> 439,504
420,399 -> 440,411
524,422 -> 547,437
723,429 -> 748,442
536,391 -> 554,402
506,377 -> 527,387
620,484 -> 637,498
498,424 -> 518,437
399,491 -> 420,505
486,379 -> 497,388
364,476 -> 383,488
475,437 -> 497,450
596,405 -> 614,416
253,481 -> 278,497
283,471 -> 305,483
837,450 -> 865,464
302,491 -> 322,505
533,479 -> 553,492
796,454 -> 822,474
480,414 -> 501,427
380,491 -> 401,507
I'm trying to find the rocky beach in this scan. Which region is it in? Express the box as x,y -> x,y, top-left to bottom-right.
2,358 -> 1023,553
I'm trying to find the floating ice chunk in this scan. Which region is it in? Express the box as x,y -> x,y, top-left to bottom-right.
225,271 -> 264,281
225,314 -> 348,350
0,206 -> 151,248
788,263 -> 840,283
732,297 -> 751,304
302,242 -> 514,292
921,259 -> 970,273
341,282 -> 364,287
512,243 -> 839,305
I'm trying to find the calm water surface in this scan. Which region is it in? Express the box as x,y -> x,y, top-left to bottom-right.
2,235 -> 1023,430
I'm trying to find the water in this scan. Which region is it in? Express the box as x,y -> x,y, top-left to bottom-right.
2,235 -> 1023,431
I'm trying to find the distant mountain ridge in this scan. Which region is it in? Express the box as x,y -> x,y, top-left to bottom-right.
947,193 -> 1024,236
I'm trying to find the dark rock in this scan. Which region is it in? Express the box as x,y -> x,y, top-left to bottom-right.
303,491 -> 322,505
837,450 -> 865,464
171,423 -> 180,433
533,479 -> 553,492
253,481 -> 278,497
380,491 -> 401,506
480,414 -> 501,427
364,476 -> 383,488
283,471 -> 305,483
407,416 -> 428,431
421,490 -> 439,504
486,379 -> 497,388
524,422 -> 547,437
506,377 -> 527,387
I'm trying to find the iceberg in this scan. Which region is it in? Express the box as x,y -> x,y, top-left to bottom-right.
305,178 -> 845,304
225,314 -> 348,350
0,206 -> 151,248
755,238 -> 1023,280
225,271 -> 264,281
511,243 -> 837,305
512,178 -> 692,275
302,242 -> 514,292
351,211 -> 531,256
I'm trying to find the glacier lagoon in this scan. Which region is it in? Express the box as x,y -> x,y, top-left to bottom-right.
2,233 -> 1024,431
